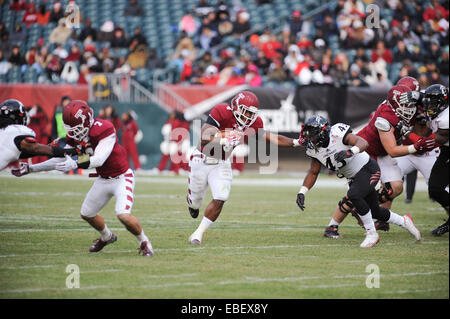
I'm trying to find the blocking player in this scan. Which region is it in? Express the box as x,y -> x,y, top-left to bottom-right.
0,99 -> 76,171
12,100 -> 154,256
406,84 -> 449,236
186,91 -> 302,245
322,82 -> 436,238
296,115 -> 421,247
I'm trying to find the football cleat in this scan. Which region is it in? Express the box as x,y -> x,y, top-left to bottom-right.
323,226 -> 343,239
189,233 -> 202,245
89,233 -> 117,252
374,220 -> 390,232
431,219 -> 449,236
138,241 -> 154,257
360,231 -> 380,248
403,214 -> 421,241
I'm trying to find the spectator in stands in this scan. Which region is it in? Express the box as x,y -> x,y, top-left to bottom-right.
171,32 -> 196,62
179,12 -> 200,38
129,27 -> 147,48
60,61 -> 79,84
51,95 -> 71,142
49,1 -> 64,24
0,32 -> 12,58
385,27 -> 403,49
46,55 -> 62,82
37,4 -> 50,25
8,45 -> 26,66
348,63 -> 368,87
438,47 -> 449,82
284,44 -> 303,75
27,104 -> 49,164
289,10 -> 303,42
244,64 -> 262,87
66,44 -> 81,62
114,56 -> 131,74
49,19 -> 71,45
423,0 -> 449,22
22,3 -> 38,28
36,46 -> 52,72
194,0 -> 215,18
267,58 -> 287,83
77,64 -> 89,85
79,18 -> 97,42
0,49 -> 11,76
9,0 -> 27,12
98,21 -> 114,43
121,110 -> 142,171
110,27 -> 128,48
198,26 -> 220,51
217,11 -> 233,37
393,40 -> 412,62
146,48 -> 165,70
10,24 -> 26,45
25,46 -> 37,65
127,44 -> 148,70
253,49 -> 271,75
429,39 -> 442,61
201,64 -> 220,85
233,10 -> 251,37
0,22 -> 7,37
329,53 -> 350,86
52,43 -> 68,60
320,13 -> 338,38
296,33 -> 313,53
371,40 -> 393,64
261,34 -> 282,60
371,72 -> 392,90
124,0 -> 144,17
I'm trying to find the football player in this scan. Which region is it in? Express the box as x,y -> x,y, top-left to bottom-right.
421,84 -> 449,236
187,91 -> 302,245
0,99 -> 76,171
12,100 -> 154,256
323,80 -> 436,238
296,115 -> 421,247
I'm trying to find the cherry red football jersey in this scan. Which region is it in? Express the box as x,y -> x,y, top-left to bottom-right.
357,102 -> 415,157
67,118 -> 130,178
202,103 -> 264,159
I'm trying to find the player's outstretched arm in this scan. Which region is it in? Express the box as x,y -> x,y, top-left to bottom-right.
18,137 -> 77,159
263,131 -> 303,147
11,157 -> 67,177
297,158 -> 321,211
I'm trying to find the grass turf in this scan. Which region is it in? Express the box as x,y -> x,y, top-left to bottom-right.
0,174 -> 448,299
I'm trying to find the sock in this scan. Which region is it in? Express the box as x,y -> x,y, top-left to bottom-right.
328,218 -> 340,227
387,210 -> 406,227
99,225 -> 112,241
136,230 -> 149,244
193,217 -> 213,237
358,210 -> 376,232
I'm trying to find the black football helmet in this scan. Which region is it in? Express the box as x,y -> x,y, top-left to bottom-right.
0,99 -> 28,128
422,84 -> 448,120
302,115 -> 331,150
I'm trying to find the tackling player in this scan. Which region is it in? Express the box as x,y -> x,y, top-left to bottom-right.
296,115 -> 421,247
12,100 -> 154,257
186,91 -> 302,245
0,99 -> 76,170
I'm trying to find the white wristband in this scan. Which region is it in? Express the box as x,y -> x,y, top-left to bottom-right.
408,144 -> 417,154
293,139 -> 300,147
350,146 -> 360,154
299,186 -> 309,194
219,138 -> 227,145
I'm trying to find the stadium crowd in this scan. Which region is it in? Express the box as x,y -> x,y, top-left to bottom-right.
0,0 -> 448,88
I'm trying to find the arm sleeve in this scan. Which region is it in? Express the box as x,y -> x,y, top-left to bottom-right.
88,133 -> 116,168
30,157 -> 66,173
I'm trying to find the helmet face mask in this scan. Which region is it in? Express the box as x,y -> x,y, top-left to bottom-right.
422,84 -> 448,120
302,115 -> 331,150
0,99 -> 28,128
62,100 -> 94,142
388,85 -> 417,123
231,91 -> 259,129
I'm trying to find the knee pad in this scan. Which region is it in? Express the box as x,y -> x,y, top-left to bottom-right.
338,195 -> 354,214
377,182 -> 394,203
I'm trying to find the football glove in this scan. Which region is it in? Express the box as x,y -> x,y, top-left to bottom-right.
55,154 -> 78,172
334,149 -> 354,162
296,193 -> 306,211
396,120 -> 412,140
11,162 -> 30,177
413,136 -> 435,154
399,91 -> 420,105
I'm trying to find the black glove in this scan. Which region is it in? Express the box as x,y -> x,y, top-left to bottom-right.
296,193 -> 305,211
334,149 -> 354,162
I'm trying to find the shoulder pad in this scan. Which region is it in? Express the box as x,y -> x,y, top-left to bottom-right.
374,117 -> 391,132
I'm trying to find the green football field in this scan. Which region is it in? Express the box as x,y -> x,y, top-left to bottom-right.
0,173 -> 448,299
